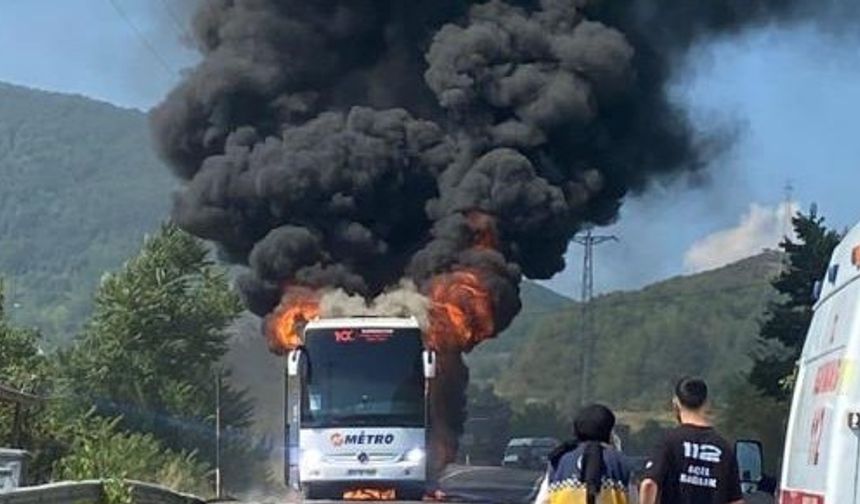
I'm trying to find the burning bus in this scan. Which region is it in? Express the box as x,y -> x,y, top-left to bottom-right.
284,317 -> 436,501
265,273 -> 496,499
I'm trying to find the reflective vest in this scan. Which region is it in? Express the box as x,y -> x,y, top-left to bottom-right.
543,444 -> 630,504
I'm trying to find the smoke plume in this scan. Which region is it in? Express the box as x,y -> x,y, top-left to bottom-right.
151,0 -> 817,469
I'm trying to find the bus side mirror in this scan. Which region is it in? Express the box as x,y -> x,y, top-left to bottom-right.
287,349 -> 302,376
423,350 -> 436,379
736,440 -> 763,493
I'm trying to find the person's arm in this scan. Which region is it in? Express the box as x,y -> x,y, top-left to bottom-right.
638,478 -> 660,504
724,444 -> 745,504
533,472 -> 550,504
640,437 -> 672,504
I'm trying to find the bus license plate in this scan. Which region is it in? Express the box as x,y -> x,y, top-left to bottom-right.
347,469 -> 378,476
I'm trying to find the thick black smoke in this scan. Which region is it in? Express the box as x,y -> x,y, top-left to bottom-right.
152,1 -> 829,325
151,0 -> 824,472
152,0 -> 666,328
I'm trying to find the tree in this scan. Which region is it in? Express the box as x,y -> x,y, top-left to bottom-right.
0,280 -> 62,481
717,379 -> 787,475
509,402 -> 569,440
461,385 -> 513,464
749,208 -> 842,400
0,281 -> 48,393
61,223 -> 264,493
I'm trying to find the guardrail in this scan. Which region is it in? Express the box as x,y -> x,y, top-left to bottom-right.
0,480 -> 205,504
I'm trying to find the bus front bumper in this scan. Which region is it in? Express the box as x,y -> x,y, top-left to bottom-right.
301,460 -> 426,483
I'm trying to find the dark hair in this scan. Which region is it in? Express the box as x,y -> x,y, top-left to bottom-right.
573,404 -> 616,443
675,377 -> 708,410
574,404 -> 616,504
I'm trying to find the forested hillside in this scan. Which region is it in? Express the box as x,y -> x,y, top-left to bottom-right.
470,251 -> 783,412
466,281 -> 571,382
0,82 -> 174,339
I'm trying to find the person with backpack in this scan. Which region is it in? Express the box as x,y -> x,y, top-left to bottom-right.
639,377 -> 744,504
534,404 -> 630,504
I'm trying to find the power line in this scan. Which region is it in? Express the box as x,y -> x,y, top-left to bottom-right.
106,0 -> 177,77
159,0 -> 192,41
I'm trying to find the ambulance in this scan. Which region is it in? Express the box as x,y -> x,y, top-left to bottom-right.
778,220 -> 860,503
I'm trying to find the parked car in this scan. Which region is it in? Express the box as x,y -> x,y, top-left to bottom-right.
501,437 -> 559,470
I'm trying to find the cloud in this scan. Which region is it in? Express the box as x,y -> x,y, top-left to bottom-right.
683,202 -> 798,273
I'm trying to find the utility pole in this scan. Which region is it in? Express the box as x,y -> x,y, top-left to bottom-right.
783,180 -> 795,240
215,370 -> 223,500
780,180 -> 795,274
572,229 -> 617,406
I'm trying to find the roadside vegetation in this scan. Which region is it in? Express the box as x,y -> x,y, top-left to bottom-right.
0,225 -> 270,497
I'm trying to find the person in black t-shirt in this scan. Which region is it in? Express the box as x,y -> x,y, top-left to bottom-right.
639,377 -> 743,504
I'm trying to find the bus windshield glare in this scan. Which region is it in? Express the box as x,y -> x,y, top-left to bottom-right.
301,327 -> 425,428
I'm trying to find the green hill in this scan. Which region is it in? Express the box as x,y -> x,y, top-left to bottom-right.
0,82 -> 174,339
466,281 -> 572,382
473,251 -> 783,412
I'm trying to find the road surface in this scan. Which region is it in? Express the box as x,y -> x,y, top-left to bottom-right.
253,464 -> 543,503
226,465 -> 776,503
436,464 -> 543,503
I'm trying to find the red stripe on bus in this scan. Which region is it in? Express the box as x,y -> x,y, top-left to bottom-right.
780,489 -> 825,504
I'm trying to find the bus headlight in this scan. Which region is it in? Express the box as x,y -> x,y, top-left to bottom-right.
406,448 -> 425,463
301,449 -> 323,470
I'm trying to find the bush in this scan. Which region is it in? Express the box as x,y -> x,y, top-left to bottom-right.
53,412 -> 211,498
717,379 -> 789,475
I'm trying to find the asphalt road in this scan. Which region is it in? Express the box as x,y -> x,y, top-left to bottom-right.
436,464 -> 543,503
229,466 -> 776,503
267,464 -> 543,503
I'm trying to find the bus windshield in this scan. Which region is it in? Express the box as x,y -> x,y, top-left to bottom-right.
301,326 -> 425,428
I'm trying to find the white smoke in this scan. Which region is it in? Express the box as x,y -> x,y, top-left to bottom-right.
319,280 -> 430,330
684,202 -> 798,273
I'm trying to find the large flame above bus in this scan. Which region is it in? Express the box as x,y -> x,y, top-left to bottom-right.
264,268 -> 496,356
265,287 -> 321,354
427,270 -> 494,353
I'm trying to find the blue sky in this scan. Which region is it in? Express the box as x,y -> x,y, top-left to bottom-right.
1,1 -> 858,298
0,0 -> 197,109
545,24 -> 860,296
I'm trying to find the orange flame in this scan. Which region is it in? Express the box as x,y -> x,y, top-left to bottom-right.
264,286 -> 321,354
427,489 -> 447,501
427,270 -> 494,353
466,211 -> 498,250
343,488 -> 397,501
